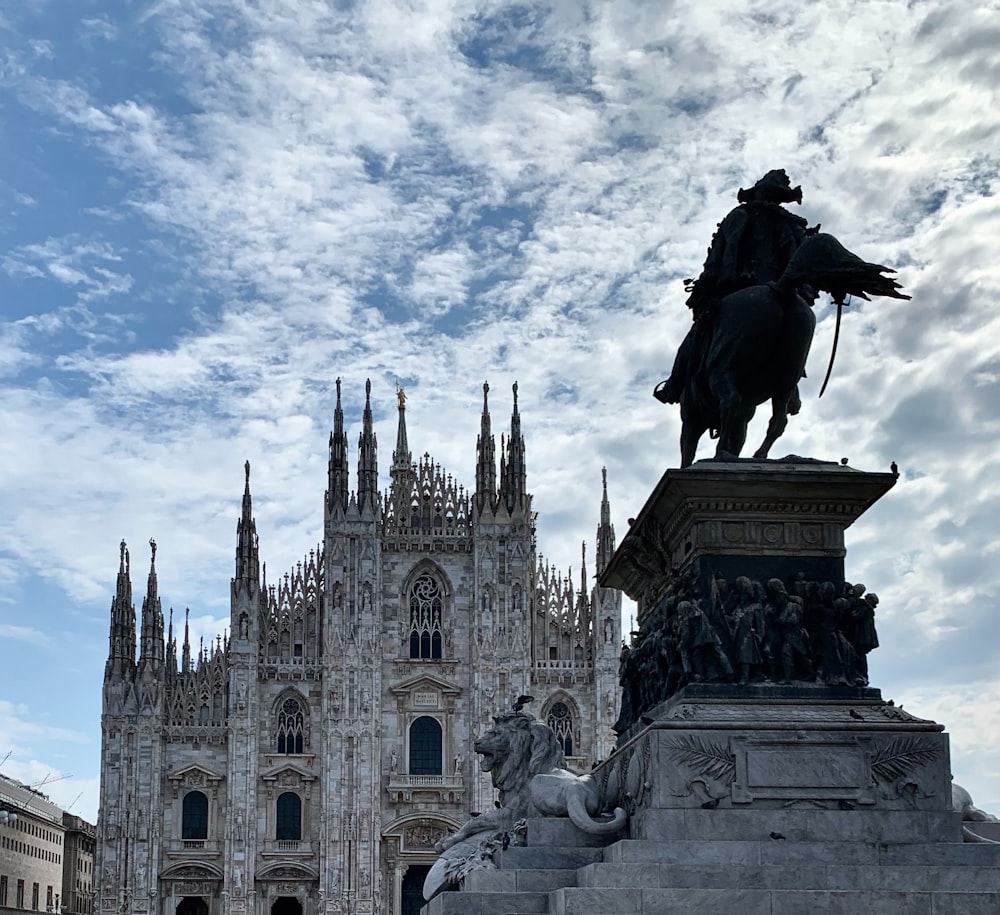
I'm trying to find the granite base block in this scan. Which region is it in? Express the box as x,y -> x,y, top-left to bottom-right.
576,862 -> 1000,893
629,808 -> 962,844
425,889 -> 549,915
464,868 -> 580,893
638,888 -> 773,915
525,816 -> 624,848
548,886 -> 643,915
499,845 -> 604,870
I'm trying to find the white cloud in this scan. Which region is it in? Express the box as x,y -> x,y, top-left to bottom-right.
0,624 -> 49,647
0,0 -> 996,815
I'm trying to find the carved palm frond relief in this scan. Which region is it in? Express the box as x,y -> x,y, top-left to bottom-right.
871,737 -> 941,782
666,736 -> 735,783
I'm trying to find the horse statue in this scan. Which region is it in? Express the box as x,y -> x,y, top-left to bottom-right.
655,232 -> 910,467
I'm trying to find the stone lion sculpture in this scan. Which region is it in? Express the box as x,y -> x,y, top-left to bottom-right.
424,711 -> 626,900
953,783 -> 999,823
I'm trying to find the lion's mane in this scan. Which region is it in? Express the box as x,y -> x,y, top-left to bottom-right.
483,713 -> 565,806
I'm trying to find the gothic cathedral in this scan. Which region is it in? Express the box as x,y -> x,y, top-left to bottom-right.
97,380 -> 622,915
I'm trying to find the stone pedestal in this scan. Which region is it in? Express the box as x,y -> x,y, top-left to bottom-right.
422,459 -> 1000,915
602,684 -> 955,845
600,458 -> 896,625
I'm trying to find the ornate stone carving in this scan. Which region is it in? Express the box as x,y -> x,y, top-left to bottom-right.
870,737 -> 942,782
665,736 -> 736,784
613,570 -> 887,733
404,825 -> 446,849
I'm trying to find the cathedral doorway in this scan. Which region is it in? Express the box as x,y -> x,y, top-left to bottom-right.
270,897 -> 302,915
401,866 -> 430,915
176,898 -> 208,915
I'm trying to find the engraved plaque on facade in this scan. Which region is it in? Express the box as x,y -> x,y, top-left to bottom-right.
414,690 -> 437,707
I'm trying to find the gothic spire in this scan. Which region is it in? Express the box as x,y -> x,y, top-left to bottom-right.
357,378 -> 378,513
105,539 -> 136,682
388,385 -> 415,516
182,608 -> 192,673
166,608 -> 177,674
578,541 -> 592,637
500,382 -> 527,512
235,460 -> 260,587
138,538 -> 164,671
392,386 -> 411,468
475,381 -> 497,513
328,377 -> 349,514
595,466 -> 616,574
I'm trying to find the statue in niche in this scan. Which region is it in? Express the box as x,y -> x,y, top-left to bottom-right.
389,749 -> 398,775
234,811 -> 244,841
654,169 -> 909,466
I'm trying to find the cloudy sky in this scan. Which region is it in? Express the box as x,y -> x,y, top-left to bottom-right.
1,0 -> 997,824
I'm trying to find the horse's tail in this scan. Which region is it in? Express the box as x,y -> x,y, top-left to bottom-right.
779,233 -> 910,303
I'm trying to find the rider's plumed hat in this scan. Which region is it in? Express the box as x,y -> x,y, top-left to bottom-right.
738,169 -> 803,205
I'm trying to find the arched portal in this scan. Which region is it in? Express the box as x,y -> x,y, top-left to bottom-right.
401,866 -> 431,915
270,898 -> 302,915
176,898 -> 208,915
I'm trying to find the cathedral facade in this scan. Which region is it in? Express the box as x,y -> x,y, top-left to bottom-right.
97,381 -> 621,915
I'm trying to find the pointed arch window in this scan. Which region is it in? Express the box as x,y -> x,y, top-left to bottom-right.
181,791 -> 208,840
276,697 -> 305,753
409,716 -> 443,775
275,792 -> 301,840
547,702 -> 574,758
408,575 -> 443,660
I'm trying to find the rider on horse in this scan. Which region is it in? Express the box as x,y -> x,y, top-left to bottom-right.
655,169 -> 813,406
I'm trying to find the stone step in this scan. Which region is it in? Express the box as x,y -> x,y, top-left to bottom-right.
548,886 -> 1000,915
602,838 -> 1000,867
424,888 -> 549,915
574,862 -> 1000,892
630,807 -> 963,844
500,845 -> 605,870
464,868 -> 578,893
525,816 -> 627,848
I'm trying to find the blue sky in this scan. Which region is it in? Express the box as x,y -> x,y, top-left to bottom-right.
1,0 -> 998,823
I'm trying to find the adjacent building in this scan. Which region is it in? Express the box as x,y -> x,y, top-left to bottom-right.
0,774 -> 67,915
61,816 -> 95,915
96,381 -> 622,915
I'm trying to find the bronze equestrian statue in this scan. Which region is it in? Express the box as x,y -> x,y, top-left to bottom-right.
655,170 -> 909,467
